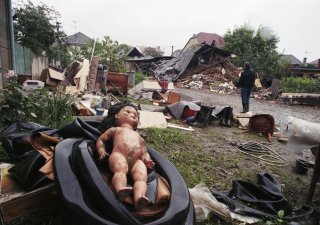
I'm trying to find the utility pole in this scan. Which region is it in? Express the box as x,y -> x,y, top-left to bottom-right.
171,45 -> 175,55
56,21 -> 61,67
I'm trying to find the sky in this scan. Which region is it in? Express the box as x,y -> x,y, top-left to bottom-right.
13,0 -> 320,62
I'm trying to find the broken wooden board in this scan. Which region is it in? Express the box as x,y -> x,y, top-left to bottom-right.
138,111 -> 168,129
280,93 -> 320,106
77,107 -> 168,129
80,100 -> 108,116
167,123 -> 194,131
130,80 -> 175,94
0,163 -> 59,225
74,59 -> 90,92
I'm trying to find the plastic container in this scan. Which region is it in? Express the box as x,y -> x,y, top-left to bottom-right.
90,96 -> 102,108
293,159 -> 313,175
95,108 -> 105,116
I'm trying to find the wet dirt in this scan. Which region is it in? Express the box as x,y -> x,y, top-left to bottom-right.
173,88 -> 320,160
169,88 -> 320,208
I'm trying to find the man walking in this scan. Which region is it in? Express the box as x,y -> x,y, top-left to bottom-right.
238,62 -> 255,113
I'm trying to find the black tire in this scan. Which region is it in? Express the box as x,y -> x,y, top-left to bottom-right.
54,138 -> 195,225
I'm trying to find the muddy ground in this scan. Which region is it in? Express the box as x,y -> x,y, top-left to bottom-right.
156,88 -> 320,209
174,88 -> 320,161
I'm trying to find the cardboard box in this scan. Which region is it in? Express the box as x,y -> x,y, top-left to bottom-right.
0,164 -> 59,225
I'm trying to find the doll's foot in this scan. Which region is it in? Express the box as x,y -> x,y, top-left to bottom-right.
118,187 -> 133,201
136,196 -> 150,210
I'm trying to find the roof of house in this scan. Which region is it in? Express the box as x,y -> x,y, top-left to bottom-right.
127,47 -> 144,58
153,44 -> 231,81
63,32 -> 93,46
192,32 -> 225,48
310,58 -> 320,65
280,55 -> 302,65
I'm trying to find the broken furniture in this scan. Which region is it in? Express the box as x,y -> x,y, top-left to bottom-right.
152,91 -> 181,106
305,144 -> 320,205
39,68 -> 65,87
167,91 -> 181,104
106,72 -> 128,96
248,114 -> 275,142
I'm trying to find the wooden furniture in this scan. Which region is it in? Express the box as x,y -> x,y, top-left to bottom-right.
248,114 -> 275,142
167,91 -> 181,105
306,144 -> 320,205
106,72 -> 128,95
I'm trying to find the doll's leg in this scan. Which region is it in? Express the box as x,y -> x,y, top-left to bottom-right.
131,159 -> 149,209
109,152 -> 132,200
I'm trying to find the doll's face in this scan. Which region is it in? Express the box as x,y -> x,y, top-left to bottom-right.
115,106 -> 139,127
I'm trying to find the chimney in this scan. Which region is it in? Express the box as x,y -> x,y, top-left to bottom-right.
303,57 -> 307,66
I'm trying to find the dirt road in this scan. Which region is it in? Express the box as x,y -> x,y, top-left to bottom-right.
171,88 -> 320,210
171,87 -> 320,164
175,88 -> 320,125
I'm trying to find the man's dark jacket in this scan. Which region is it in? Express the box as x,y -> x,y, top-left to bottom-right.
238,66 -> 255,88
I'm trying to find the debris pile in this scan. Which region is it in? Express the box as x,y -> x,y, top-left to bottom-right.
127,44 -> 240,86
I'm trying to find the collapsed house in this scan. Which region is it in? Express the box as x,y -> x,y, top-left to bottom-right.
126,44 -> 240,84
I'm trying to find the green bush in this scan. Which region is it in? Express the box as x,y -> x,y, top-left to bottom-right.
135,72 -> 147,85
280,77 -> 320,93
0,81 -> 75,130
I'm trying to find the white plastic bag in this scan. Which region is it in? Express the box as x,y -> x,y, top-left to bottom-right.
282,116 -> 320,145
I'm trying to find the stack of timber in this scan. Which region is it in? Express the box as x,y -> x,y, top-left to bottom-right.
280,93 -> 320,106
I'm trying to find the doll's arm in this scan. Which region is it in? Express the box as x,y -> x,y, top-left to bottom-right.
141,147 -> 155,169
96,127 -> 116,160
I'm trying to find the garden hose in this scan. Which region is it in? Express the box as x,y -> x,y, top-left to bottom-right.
237,142 -> 288,166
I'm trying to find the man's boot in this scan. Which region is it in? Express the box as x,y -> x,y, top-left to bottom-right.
246,103 -> 249,112
190,105 -> 212,128
225,107 -> 233,127
241,103 -> 246,113
219,107 -> 227,126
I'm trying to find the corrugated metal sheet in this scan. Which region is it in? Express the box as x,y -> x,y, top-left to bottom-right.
153,45 -> 202,81
14,41 -> 32,75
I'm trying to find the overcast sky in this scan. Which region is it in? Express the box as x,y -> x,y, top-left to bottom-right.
14,0 -> 319,62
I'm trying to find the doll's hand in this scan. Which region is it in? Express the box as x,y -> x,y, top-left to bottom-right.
143,159 -> 155,169
98,148 -> 109,160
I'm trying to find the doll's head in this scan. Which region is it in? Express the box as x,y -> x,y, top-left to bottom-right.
98,101 -> 139,132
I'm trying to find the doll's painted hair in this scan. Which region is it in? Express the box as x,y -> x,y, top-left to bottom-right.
98,100 -> 139,132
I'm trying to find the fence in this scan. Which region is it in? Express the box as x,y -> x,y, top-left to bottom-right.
14,41 -> 48,79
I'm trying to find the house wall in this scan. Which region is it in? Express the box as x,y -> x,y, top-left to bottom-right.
0,0 -> 10,88
302,72 -> 317,79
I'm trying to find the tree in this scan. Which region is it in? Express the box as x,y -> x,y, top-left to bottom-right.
143,47 -> 164,58
78,36 -> 130,72
224,25 -> 281,78
13,0 -> 60,55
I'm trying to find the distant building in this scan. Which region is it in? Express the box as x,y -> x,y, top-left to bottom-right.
281,55 -> 320,78
309,58 -> 320,68
62,32 -> 93,48
280,54 -> 302,67
181,32 -> 224,54
118,46 -> 144,59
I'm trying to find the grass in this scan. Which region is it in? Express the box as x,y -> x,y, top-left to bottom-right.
0,98 -> 318,224
142,124 -> 318,224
